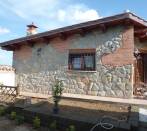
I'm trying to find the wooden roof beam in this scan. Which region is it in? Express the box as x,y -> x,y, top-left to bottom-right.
40,37 -> 50,44
139,34 -> 147,42
26,40 -> 36,47
58,32 -> 68,40
135,29 -> 147,37
13,45 -> 21,50
2,44 -> 20,51
77,28 -> 87,37
99,24 -> 107,33
135,28 -> 147,34
1,46 -> 14,51
123,18 -> 133,27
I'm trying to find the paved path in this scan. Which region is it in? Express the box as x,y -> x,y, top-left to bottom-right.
20,92 -> 147,106
62,93 -> 147,106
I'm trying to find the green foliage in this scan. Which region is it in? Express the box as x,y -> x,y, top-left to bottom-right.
15,115 -> 25,125
52,79 -> 64,99
49,120 -> 57,131
0,106 -> 5,116
10,111 -> 16,120
52,79 -> 64,114
33,116 -> 40,129
66,125 -> 76,131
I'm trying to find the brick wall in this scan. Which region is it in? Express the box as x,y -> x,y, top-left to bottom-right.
101,26 -> 134,66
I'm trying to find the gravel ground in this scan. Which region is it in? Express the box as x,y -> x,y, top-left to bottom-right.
0,117 -> 49,131
17,97 -> 130,124
0,96 -> 138,131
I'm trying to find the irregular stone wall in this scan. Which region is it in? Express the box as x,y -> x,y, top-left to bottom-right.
18,65 -> 132,98
13,26 -> 134,98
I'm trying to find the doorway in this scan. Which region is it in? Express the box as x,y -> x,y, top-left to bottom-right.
142,54 -> 147,83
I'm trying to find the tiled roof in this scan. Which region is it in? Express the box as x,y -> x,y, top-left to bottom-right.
0,12 -> 147,50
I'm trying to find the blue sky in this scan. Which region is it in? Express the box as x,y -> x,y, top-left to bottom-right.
0,0 -> 147,65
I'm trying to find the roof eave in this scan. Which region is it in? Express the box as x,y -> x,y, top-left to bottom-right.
0,12 -> 147,49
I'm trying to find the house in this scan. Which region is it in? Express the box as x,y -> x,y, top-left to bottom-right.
0,12 -> 147,99
0,65 -> 15,86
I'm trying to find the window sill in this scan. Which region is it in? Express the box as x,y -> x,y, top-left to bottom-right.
67,70 -> 97,73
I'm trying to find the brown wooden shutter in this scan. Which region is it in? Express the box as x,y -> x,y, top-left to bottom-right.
134,54 -> 143,84
143,54 -> 147,83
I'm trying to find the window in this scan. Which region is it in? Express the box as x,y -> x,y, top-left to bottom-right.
68,49 -> 96,71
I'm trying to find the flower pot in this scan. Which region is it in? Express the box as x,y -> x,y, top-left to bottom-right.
53,106 -> 59,114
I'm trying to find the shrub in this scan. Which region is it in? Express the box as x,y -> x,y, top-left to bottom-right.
0,106 -> 5,116
15,115 -> 25,125
52,80 -> 63,98
10,111 -> 16,120
52,79 -> 64,114
49,120 -> 57,131
66,125 -> 76,131
33,116 -> 40,129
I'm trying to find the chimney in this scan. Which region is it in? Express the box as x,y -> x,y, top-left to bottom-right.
27,22 -> 38,36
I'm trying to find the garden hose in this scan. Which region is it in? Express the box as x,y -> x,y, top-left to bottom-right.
90,115 -> 127,131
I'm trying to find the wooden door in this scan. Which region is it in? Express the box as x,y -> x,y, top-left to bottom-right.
143,54 -> 147,83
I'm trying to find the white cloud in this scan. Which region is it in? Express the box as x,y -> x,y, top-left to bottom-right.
73,9 -> 99,22
0,0 -> 101,30
56,5 -> 100,24
0,26 -> 10,35
0,0 -> 59,19
57,10 -> 66,22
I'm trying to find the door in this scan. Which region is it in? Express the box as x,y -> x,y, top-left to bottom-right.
143,54 -> 147,83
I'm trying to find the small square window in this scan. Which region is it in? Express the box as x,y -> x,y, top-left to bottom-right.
68,49 -> 96,71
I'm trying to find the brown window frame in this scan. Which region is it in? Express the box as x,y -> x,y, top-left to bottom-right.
68,49 -> 96,71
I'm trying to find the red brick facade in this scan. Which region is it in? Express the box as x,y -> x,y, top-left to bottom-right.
101,26 -> 134,66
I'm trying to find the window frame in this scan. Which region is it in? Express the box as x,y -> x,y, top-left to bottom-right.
68,49 -> 96,71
